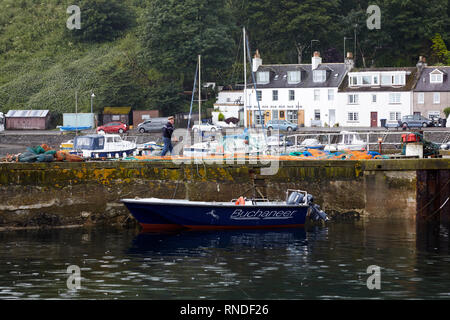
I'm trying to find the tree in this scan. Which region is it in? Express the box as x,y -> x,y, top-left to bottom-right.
141,0 -> 236,85
69,0 -> 134,42
431,33 -> 450,65
244,0 -> 340,64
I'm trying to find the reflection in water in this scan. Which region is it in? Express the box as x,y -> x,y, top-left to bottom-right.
128,228 -> 308,256
0,220 -> 449,300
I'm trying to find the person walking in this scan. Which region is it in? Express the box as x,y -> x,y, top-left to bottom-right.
161,116 -> 176,156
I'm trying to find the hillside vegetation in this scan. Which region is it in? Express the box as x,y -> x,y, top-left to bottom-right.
0,0 -> 448,118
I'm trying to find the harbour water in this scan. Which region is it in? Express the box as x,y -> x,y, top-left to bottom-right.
0,218 -> 449,300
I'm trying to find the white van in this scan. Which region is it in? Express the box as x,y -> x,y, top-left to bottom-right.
0,112 -> 4,132
447,114 -> 450,128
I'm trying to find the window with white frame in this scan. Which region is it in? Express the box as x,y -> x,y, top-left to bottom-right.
389,93 -> 401,104
257,71 -> 270,84
348,112 -> 359,122
272,90 -> 278,101
393,74 -> 405,85
372,94 -> 377,103
256,90 -> 262,101
381,74 -> 391,85
313,70 -> 326,82
349,76 -> 358,86
314,89 -> 320,101
433,92 -> 440,104
328,89 -> 334,101
348,94 -> 358,104
272,110 -> 279,120
373,75 -> 379,85
418,92 -> 424,104
287,110 -> 298,123
255,113 -> 265,125
430,73 -> 443,83
389,112 -> 401,121
289,90 -> 295,101
362,76 -> 371,85
287,71 -> 301,84
314,109 -> 320,120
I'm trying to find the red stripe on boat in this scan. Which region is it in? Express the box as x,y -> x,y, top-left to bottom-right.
183,224 -> 305,230
140,223 -> 184,231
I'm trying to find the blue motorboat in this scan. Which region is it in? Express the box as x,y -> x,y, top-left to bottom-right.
121,189 -> 328,231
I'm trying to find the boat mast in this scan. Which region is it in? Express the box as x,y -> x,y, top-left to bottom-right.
198,54 -> 201,126
75,90 -> 78,136
243,27 -> 247,128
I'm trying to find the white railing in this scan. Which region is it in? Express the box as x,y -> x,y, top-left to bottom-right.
283,130 -> 448,152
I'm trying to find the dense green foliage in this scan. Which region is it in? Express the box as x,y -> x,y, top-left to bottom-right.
0,0 -> 448,120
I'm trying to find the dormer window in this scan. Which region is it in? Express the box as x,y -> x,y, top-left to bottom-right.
257,71 -> 270,84
393,74 -> 405,85
287,71 -> 301,84
430,70 -> 443,83
313,70 -> 326,83
380,73 -> 405,86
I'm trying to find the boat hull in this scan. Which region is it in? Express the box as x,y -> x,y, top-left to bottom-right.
70,148 -> 136,159
122,199 -> 308,231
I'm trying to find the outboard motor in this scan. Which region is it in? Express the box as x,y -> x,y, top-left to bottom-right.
287,191 -> 304,205
307,196 -> 329,222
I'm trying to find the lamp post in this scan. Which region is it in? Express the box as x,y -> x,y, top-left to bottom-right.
90,92 -> 95,129
90,92 -> 95,114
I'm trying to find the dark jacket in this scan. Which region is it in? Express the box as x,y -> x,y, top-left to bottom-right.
162,121 -> 174,139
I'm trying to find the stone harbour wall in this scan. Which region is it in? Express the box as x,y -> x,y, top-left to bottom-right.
0,159 -> 449,230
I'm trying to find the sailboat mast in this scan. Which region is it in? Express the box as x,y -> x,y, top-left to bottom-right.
198,54 -> 201,126
243,27 -> 247,128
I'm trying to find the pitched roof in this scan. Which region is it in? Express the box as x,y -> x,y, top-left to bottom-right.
103,107 -> 132,114
254,63 -> 347,89
5,110 -> 49,117
414,66 -> 450,92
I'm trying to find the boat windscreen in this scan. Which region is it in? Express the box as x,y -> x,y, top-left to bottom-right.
74,136 -> 104,150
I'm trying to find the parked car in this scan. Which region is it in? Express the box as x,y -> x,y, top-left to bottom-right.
96,122 -> 128,134
397,115 -> 433,129
137,118 -> 167,133
266,120 -> 298,132
192,123 -> 220,132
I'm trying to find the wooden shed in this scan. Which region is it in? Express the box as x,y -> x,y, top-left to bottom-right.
133,110 -> 160,126
5,110 -> 51,130
102,107 -> 132,125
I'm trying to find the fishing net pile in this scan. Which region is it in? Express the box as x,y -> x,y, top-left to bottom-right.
2,144 -> 83,162
287,148 -> 389,160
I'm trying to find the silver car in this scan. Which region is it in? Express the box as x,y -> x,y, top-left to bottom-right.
397,115 -> 433,129
266,120 -> 298,132
137,118 -> 167,133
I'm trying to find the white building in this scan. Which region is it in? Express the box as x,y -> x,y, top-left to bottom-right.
337,67 -> 417,127
211,89 -> 243,125
244,51 -> 350,128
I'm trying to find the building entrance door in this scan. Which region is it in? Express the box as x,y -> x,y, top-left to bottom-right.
370,112 -> 378,127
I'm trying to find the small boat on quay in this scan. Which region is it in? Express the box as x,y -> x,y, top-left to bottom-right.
70,133 -> 137,159
323,131 -> 367,152
121,189 -> 329,231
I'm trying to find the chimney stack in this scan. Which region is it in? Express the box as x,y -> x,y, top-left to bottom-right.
345,52 -> 354,72
416,56 -> 427,78
311,51 -> 322,70
252,49 -> 262,72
